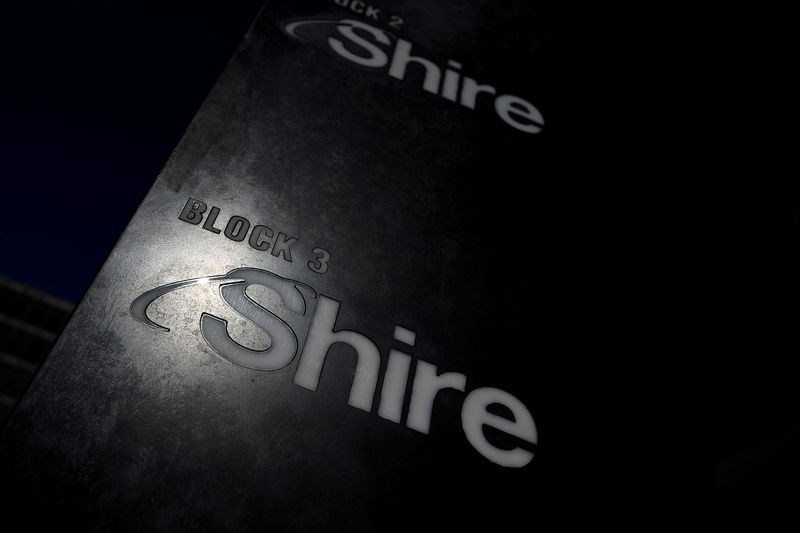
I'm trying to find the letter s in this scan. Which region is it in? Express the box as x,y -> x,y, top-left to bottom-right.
328,19 -> 390,68
200,268 -> 312,370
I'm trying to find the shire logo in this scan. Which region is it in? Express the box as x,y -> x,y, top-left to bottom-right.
283,18 -> 545,134
131,267 -> 538,468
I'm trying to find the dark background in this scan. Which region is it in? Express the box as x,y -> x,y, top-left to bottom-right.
0,2 -> 797,530
0,1 -> 264,303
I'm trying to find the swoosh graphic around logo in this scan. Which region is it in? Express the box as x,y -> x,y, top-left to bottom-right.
130,275 -> 243,331
131,268 -> 316,370
283,18 -> 340,41
283,18 -> 395,42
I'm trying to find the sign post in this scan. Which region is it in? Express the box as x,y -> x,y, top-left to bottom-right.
1,2 -> 582,529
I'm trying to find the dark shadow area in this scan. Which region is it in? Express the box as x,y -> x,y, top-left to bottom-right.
0,276 -> 73,427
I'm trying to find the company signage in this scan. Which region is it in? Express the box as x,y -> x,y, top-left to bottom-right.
283,18 -> 545,134
1,1 -> 564,529
134,201 -> 538,467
